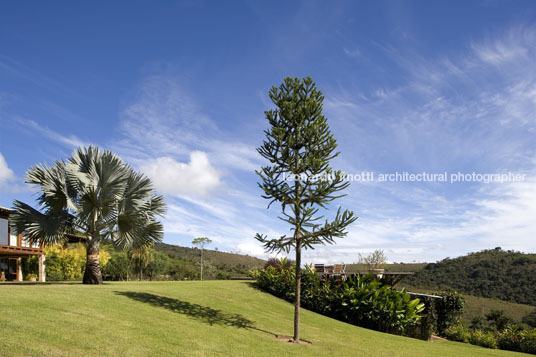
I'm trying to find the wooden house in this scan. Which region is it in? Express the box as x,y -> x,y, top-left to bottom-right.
0,206 -> 45,282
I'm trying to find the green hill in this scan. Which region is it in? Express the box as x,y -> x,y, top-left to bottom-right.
0,281 -> 528,356
155,242 -> 266,269
153,242 -> 266,278
345,263 -> 426,273
404,248 -> 536,306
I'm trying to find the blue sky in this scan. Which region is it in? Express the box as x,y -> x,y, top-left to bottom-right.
1,1 -> 535,263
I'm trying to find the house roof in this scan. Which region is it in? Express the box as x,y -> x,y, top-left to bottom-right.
0,206 -> 13,217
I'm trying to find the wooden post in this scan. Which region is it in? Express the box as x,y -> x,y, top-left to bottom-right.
38,254 -> 46,282
16,257 -> 22,281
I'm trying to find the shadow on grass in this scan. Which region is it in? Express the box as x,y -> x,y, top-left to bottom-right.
116,291 -> 275,336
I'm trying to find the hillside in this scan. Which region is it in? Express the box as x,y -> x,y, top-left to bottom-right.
0,281 -> 528,356
345,263 -> 426,273
404,248 -> 536,306
154,242 -> 266,269
153,242 -> 266,277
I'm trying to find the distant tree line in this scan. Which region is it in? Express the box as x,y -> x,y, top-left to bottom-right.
22,242 -> 264,281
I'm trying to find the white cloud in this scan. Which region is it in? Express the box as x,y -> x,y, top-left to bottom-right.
0,152 -> 16,186
236,241 -> 269,258
0,152 -> 30,194
140,151 -> 221,198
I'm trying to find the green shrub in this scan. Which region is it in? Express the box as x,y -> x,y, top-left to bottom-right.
486,310 -> 515,331
432,291 -> 465,336
444,323 -> 470,343
520,330 -> 536,354
494,328 -> 536,354
469,330 -> 498,349
250,260 -> 424,334
496,328 -> 522,352
523,310 -> 536,328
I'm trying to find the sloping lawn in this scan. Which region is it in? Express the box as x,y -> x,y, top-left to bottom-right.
0,281 -> 528,356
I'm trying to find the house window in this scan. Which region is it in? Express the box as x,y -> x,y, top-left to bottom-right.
0,218 -> 8,245
10,233 -> 18,246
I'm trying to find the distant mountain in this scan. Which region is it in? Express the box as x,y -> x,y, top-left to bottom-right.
404,248 -> 536,306
153,242 -> 266,276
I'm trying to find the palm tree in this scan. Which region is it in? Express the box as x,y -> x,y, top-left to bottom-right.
10,146 -> 166,284
130,247 -> 153,281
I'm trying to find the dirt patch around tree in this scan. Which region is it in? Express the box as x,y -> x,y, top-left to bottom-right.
276,335 -> 312,345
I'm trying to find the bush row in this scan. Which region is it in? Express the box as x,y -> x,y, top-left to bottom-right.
444,324 -> 536,354
250,260 -> 425,335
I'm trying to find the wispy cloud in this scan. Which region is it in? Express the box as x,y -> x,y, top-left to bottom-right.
314,24 -> 536,262
343,48 -> 361,59
116,75 -> 262,171
15,118 -> 90,149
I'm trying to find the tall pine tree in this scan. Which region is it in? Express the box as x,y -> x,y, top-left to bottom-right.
255,76 -> 357,343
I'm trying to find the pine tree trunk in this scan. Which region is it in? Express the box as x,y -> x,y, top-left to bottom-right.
83,240 -> 103,284
293,243 -> 302,343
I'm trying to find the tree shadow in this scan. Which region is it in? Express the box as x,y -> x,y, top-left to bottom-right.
116,291 -> 272,333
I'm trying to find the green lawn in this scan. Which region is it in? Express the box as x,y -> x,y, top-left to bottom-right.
0,281 -> 529,356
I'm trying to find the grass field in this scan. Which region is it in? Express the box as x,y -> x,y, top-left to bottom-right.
0,281 -> 530,356
398,283 -> 535,329
462,295 -> 535,327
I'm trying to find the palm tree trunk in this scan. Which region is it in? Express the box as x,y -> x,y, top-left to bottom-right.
83,240 -> 103,284
293,243 -> 301,342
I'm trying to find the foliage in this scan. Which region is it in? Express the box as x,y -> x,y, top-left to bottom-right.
192,237 -> 212,281
44,244 -> 110,281
469,330 -> 498,349
405,248 -> 536,305
43,241 -> 266,282
520,330 -> 536,354
144,250 -> 172,280
471,316 -> 486,330
441,316 -> 536,354
523,310 -> 536,328
443,323 -> 470,343
192,237 -> 212,248
25,274 -> 37,281
10,146 -> 166,284
496,328 -> 524,352
130,247 -> 153,280
486,310 -> 516,332
102,251 -> 131,281
21,255 -> 39,277
433,291 -> 466,335
263,257 -> 294,270
254,76 -> 357,341
153,242 -> 265,275
250,260 -> 424,335
101,242 -> 262,281
358,250 -> 387,270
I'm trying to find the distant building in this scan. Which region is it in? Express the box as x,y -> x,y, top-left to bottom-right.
0,206 -> 45,282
